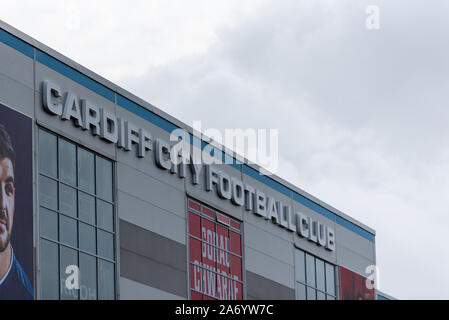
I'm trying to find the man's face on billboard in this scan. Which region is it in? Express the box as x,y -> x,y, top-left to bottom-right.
0,157 -> 14,252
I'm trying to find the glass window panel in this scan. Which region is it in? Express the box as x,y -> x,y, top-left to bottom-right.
79,223 -> 96,254
306,287 -> 316,300
59,184 -> 77,218
316,259 -> 325,292
79,253 -> 97,300
96,156 -> 113,202
325,263 -> 335,296
40,239 -> 59,299
39,175 -> 58,210
59,215 -> 77,247
305,254 -> 315,286
97,230 -> 114,260
59,246 -> 79,300
295,250 -> 306,283
40,208 -> 58,241
59,139 -> 76,186
98,259 -> 115,300
327,295 -> 336,300
39,129 -> 57,177
97,200 -> 113,232
78,192 -> 95,224
317,291 -> 326,300
296,282 -> 306,300
39,132 -> 116,301
78,148 -> 95,193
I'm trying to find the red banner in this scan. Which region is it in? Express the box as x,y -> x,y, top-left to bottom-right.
188,200 -> 243,300
339,266 -> 374,300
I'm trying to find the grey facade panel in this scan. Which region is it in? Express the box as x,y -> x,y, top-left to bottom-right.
119,220 -> 188,298
119,219 -> 187,272
241,174 -> 294,243
115,106 -> 187,193
335,224 -> 375,262
0,41 -> 34,89
244,222 -> 294,267
0,73 -> 34,117
120,248 -> 188,298
243,206 -> 294,242
244,246 -> 295,289
120,277 -> 185,300
119,220 -> 187,298
117,190 -> 186,245
246,271 -> 295,300
117,162 -> 186,218
336,245 -> 374,277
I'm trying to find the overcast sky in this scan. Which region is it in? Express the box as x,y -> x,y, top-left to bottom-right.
2,0 -> 448,299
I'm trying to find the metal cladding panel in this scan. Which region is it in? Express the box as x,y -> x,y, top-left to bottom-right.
244,222 -> 294,269
0,74 -> 34,117
185,162 -> 244,222
241,174 -> 295,243
115,106 -> 186,193
120,277 -> 185,300
34,62 -> 118,159
292,199 -> 337,264
335,224 -> 375,262
116,162 -> 186,218
117,190 -> 186,245
246,271 -> 295,300
336,245 -> 375,278
0,40 -> 34,117
240,172 -> 296,290
0,41 -> 33,89
120,248 -> 188,298
120,220 -> 186,269
119,220 -> 188,298
244,246 -> 294,289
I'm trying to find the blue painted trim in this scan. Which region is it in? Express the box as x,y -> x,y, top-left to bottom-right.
0,27 -> 375,241
36,50 -> 115,102
293,192 -> 335,221
243,165 -> 292,198
0,29 -> 34,59
116,94 -> 179,133
335,215 -> 375,242
377,294 -> 389,300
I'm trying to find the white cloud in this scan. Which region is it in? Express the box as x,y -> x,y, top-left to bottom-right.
0,0 -> 268,79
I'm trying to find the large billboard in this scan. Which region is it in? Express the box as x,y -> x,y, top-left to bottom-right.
339,266 -> 374,300
0,103 -> 33,299
188,199 -> 243,300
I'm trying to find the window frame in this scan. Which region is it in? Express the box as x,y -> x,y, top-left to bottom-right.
294,248 -> 337,300
37,126 -> 118,300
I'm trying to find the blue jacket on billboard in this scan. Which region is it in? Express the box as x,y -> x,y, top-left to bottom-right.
0,250 -> 34,300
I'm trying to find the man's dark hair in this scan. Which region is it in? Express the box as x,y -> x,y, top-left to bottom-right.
0,123 -> 15,167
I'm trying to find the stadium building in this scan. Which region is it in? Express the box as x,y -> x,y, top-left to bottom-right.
0,19 -> 387,300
